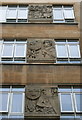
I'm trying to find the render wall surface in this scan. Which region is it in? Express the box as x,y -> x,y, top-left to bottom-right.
0,0 -> 81,4
0,64 -> 80,85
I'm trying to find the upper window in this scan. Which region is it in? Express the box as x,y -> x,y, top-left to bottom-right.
0,6 -> 7,22
0,86 -> 25,119
55,40 -> 81,63
0,40 -> 27,63
0,5 -> 28,23
53,5 -> 75,23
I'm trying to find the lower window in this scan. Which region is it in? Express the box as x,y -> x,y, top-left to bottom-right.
59,86 -> 82,119
0,86 -> 25,118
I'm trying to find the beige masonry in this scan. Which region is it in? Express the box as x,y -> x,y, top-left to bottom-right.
0,1 -> 81,85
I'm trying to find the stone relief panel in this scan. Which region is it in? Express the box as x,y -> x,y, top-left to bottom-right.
25,86 -> 60,117
28,5 -> 53,22
27,39 -> 56,62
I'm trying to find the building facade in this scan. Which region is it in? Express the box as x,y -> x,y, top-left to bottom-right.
0,0 -> 82,119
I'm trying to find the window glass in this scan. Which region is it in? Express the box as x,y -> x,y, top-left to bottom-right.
7,7 -> 17,19
59,88 -> 71,92
55,40 -> 81,63
0,88 -> 10,92
55,40 -> 66,44
0,5 -> 28,23
64,9 -> 74,19
11,93 -> 23,113
73,88 -> 82,92
70,60 -> 80,63
18,8 -> 27,19
0,93 -> 9,112
75,94 -> 82,112
53,6 -> 74,22
69,45 -> 80,58
0,115 -> 8,119
68,40 -> 79,44
56,45 -> 68,57
61,115 -> 75,118
57,60 -> 68,63
0,6 -> 7,22
0,86 -> 24,118
9,115 -> 24,118
14,44 -> 26,57
61,93 -> 73,112
12,88 -> 25,92
2,44 -> 13,57
0,41 -> 2,59
53,9 -> 64,20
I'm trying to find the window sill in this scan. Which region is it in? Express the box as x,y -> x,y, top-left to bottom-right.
0,22 -> 78,25
52,22 -> 78,25
0,62 -> 81,66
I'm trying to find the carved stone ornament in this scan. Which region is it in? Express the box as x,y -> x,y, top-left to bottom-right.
25,86 -> 60,118
28,5 -> 53,22
27,39 -> 56,62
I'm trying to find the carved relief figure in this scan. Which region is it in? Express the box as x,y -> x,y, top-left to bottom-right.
25,87 -> 60,117
28,5 -> 52,20
27,39 -> 56,61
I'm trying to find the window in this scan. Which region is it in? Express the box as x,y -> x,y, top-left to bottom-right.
14,42 -> 26,57
18,6 -> 28,22
59,86 -> 82,118
0,5 -> 28,23
0,6 -> 7,22
0,91 -> 10,112
0,40 -> 27,63
0,41 -> 2,61
0,86 -> 25,118
2,42 -> 14,57
60,93 -> 74,112
74,93 -> 82,112
53,5 -> 75,23
55,40 -> 81,63
7,6 -> 17,19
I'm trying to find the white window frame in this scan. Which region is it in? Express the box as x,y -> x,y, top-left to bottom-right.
0,92 -> 10,113
0,5 -> 28,23
0,86 -> 25,118
14,42 -> 26,58
55,42 -> 68,58
0,6 -> 7,22
68,44 -> 81,58
59,93 -> 74,113
59,86 -> 82,116
55,40 -> 81,63
1,42 -> 14,58
17,6 -> 28,20
6,5 -> 28,23
53,5 -> 75,23
74,93 -> 82,113
0,40 -> 27,62
6,6 -> 17,20
63,6 -> 75,20
53,7 -> 64,22
0,40 -> 3,61
9,92 -> 25,115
